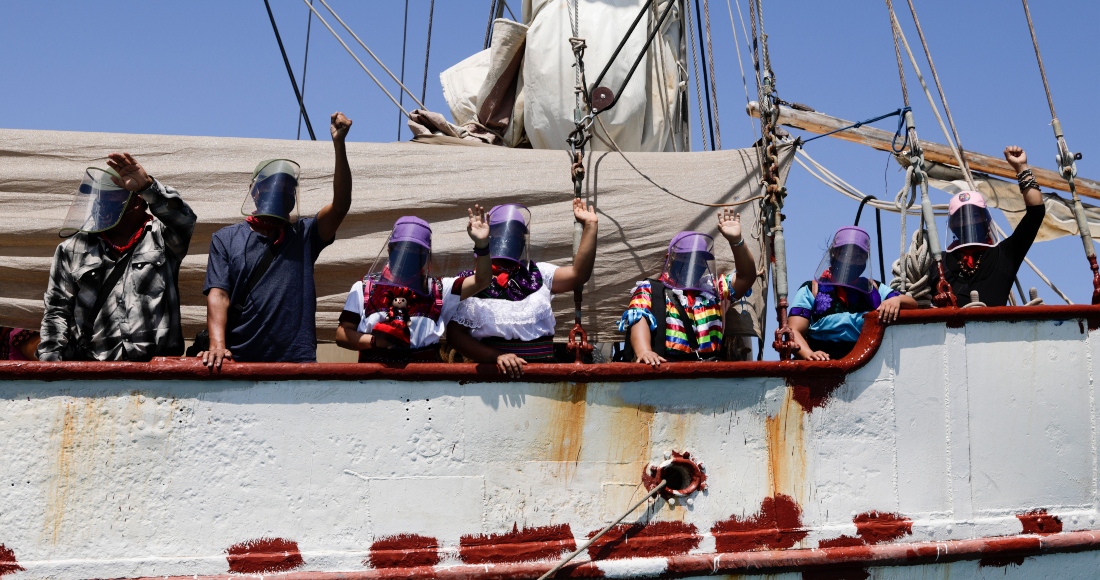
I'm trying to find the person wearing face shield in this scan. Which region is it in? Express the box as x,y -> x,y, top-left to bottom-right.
445,198 -> 599,378
334,209 -> 493,362
618,209 -> 758,367
200,112 -> 354,367
37,153 -> 197,361
788,226 -> 917,361
931,146 -> 1046,307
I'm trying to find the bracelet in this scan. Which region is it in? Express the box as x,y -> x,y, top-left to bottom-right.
1015,168 -> 1033,180
473,245 -> 490,256
730,236 -> 745,247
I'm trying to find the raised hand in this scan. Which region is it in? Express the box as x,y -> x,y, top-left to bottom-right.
331,111 -> 353,141
717,208 -> 743,243
572,197 -> 598,226
467,204 -> 489,246
106,152 -> 153,192
1004,145 -> 1028,172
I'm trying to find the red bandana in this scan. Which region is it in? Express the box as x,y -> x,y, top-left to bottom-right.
246,215 -> 287,246
100,214 -> 152,255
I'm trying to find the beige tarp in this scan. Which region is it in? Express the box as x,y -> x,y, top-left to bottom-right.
0,128 -> 793,343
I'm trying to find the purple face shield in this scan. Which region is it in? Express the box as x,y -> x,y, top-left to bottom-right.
815,226 -> 872,292
376,216 -> 433,294
663,231 -> 717,293
487,204 -> 531,266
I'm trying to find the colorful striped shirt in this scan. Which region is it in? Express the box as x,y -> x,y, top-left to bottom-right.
617,274 -> 748,356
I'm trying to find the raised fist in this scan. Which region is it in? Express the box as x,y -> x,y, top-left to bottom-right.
1004,145 -> 1028,172
331,111 -> 353,141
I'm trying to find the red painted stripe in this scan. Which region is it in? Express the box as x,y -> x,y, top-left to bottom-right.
369,534 -> 440,569
458,523 -> 576,565
225,538 -> 305,574
121,529 -> 1100,579
585,521 -> 700,560
0,544 -> 23,577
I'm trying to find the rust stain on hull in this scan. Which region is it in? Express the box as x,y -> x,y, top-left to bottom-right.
43,397 -> 105,544
542,383 -> 588,481
766,388 -> 807,504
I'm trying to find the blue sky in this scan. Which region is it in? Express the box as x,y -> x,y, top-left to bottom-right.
2,0 -> 1098,309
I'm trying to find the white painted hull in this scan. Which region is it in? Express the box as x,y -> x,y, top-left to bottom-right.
1,308 -> 1098,579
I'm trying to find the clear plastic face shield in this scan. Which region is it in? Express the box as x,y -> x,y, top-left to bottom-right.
662,232 -> 718,293
487,204 -> 531,268
948,204 -> 994,250
814,226 -> 873,293
59,168 -> 133,237
241,159 -> 300,223
367,217 -> 433,296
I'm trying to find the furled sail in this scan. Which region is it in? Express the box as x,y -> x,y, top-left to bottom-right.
436,0 -> 687,152
0,128 -> 793,344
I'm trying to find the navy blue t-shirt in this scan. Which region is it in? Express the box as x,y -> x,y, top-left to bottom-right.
203,218 -> 332,362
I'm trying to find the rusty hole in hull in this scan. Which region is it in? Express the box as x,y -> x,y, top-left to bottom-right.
643,451 -> 707,498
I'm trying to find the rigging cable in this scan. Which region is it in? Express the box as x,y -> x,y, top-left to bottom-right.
483,0 -> 498,50
397,0 -> 410,141
684,1 -> 709,151
903,0 -> 976,189
297,0 -> 315,140
885,2 -> 972,190
264,0 -> 316,140
1019,0 -> 1100,303
301,0 -> 411,117
421,0 -> 435,106
702,0 -> 722,149
726,0 -> 757,144
594,117 -> 763,208
692,0 -> 716,150
313,0 -> 426,110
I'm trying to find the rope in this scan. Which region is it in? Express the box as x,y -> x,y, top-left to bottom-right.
649,0 -> 678,151
1020,0 -> 1099,301
536,480 -> 668,580
888,6 -> 909,107
595,117 -> 763,208
884,1 -> 970,190
902,0 -> 977,190
264,0 -> 316,140
301,0 -> 411,118
314,0 -> 426,111
297,0 -> 315,141
702,0 -> 722,149
421,0 -> 434,106
1021,0 -> 1056,120
397,0 -> 410,141
684,2 -> 709,151
726,0 -> 757,144
693,0 -> 716,150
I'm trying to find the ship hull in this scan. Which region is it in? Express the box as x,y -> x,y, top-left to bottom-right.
1,306 -> 1098,579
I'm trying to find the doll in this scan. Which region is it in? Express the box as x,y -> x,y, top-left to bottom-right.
370,287 -> 413,349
